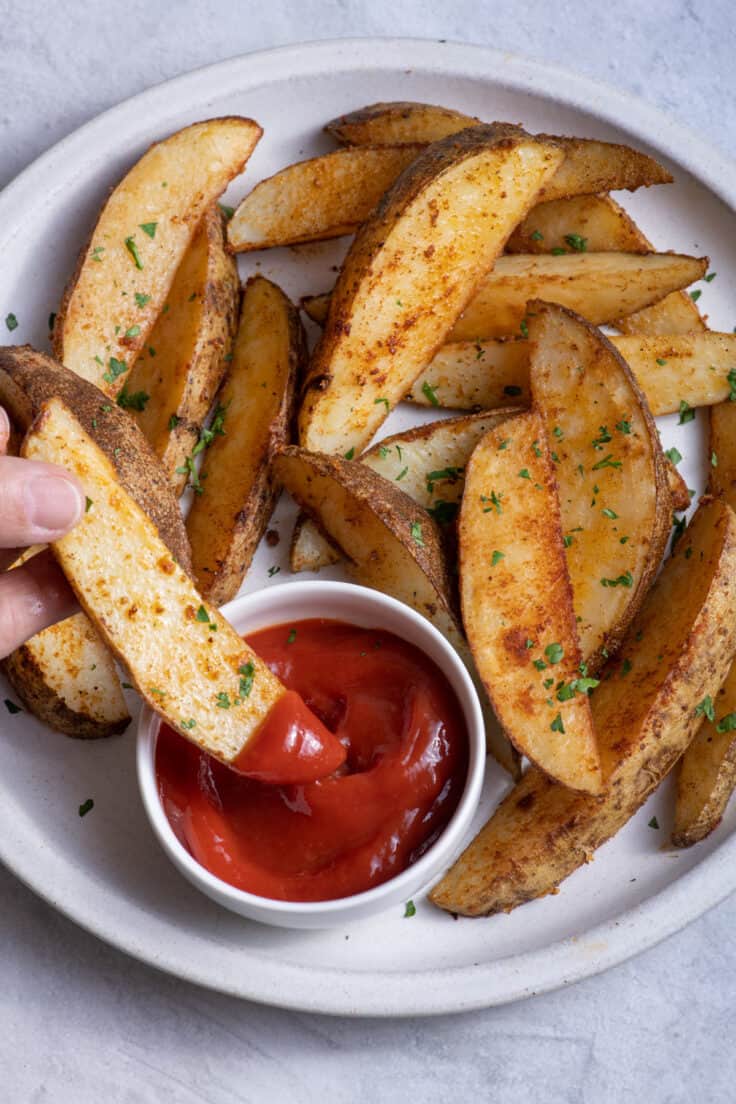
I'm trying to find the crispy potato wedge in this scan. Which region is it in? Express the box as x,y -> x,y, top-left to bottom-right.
0,346 -> 191,570
506,194 -> 648,254
186,276 -> 304,606
53,118 -> 262,396
672,402 -> 736,846
304,252 -> 707,342
126,205 -> 240,493
407,331 -> 735,417
326,102 -> 482,146
299,130 -> 565,455
291,409 -> 520,574
22,398 -> 285,764
528,302 -> 670,669
666,460 -> 691,513
673,660 -> 736,847
274,445 -> 520,777
431,498 -> 736,916
2,611 -> 130,740
0,346 -> 194,739
227,146 -> 423,251
459,411 -> 601,792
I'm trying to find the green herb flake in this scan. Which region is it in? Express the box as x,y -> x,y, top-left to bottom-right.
601,507 -> 619,519
665,447 -> 683,466
427,500 -> 459,525
219,203 -> 235,220
551,246 -> 567,255
704,271 -> 717,282
103,356 -> 127,385
621,658 -> 632,677
716,712 -> 736,733
671,514 -> 687,553
215,692 -> 231,709
287,628 -> 297,645
410,521 -> 425,547
678,399 -> 696,424
592,453 -> 622,471
238,662 -> 255,699
124,324 -> 141,338
168,414 -> 181,431
125,236 -> 143,269
116,386 -> 150,411
421,381 -> 440,407
600,571 -> 634,588
404,900 -> 416,918
695,695 -> 716,722
139,221 -> 157,239
134,292 -> 151,307
648,816 -> 659,830
532,658 -> 547,672
690,289 -> 702,302
195,605 -> 210,623
550,713 -> 565,734
374,396 -> 390,410
481,491 -> 503,515
519,319 -> 529,339
395,466 -> 408,481
518,468 -> 531,480
564,233 -> 587,252
491,550 -> 505,566
78,799 -> 94,818
545,643 -> 564,665
4,699 -> 22,715
344,447 -> 355,460
426,467 -> 463,492
5,312 -> 18,331
711,451 -> 719,468
530,229 -> 544,241
180,718 -> 196,731
268,565 -> 280,577
84,496 -> 93,514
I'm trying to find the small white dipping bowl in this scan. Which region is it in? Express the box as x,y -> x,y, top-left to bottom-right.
137,580 -> 485,929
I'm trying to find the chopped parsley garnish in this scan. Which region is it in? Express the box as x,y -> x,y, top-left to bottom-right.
556,676 -> 599,701
216,692 -> 231,709
550,713 -> 565,734
551,246 -> 567,255
553,426 -> 564,439
530,229 -> 544,241
728,369 -> 736,403
481,491 -> 503,514
532,440 -> 542,457
78,799 -> 94,818
621,659 -> 632,677
219,203 -> 235,220
564,233 -> 587,252
344,447 -> 355,460
704,272 -> 717,282
374,396 -> 390,410
426,467 -> 463,492
712,451 -> 719,468
421,381 -> 440,406
491,550 -> 505,566
656,358 -> 667,366
689,289 -> 702,302
168,414 -> 181,430
180,719 -> 197,730
103,356 -> 127,385
497,439 -> 510,450
671,513 -> 687,553
518,468 -> 531,480
601,507 -> 619,519
533,658 -> 547,671
648,816 -> 659,830
591,454 -> 622,471
545,643 -> 564,664
3,699 -> 22,715
85,496 -> 93,513
287,628 -> 297,645
116,385 -> 149,411
664,447 -> 682,466
125,236 -> 143,269
5,312 -> 18,331
600,571 -> 633,588
238,662 -> 255,699
90,246 -> 105,262
695,696 -> 715,722
519,319 -> 529,339
139,221 -> 157,239
395,466 -> 408,481
404,900 -> 416,918
716,712 -> 736,733
268,565 -> 281,577
195,605 -> 210,623
134,292 -> 151,307
124,324 -> 141,338
678,400 -> 695,424
410,521 -> 425,547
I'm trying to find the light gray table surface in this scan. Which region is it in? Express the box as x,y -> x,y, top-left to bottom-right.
2,2 -> 735,1100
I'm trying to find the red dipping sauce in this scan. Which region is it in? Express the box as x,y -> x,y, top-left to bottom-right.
156,618 -> 469,901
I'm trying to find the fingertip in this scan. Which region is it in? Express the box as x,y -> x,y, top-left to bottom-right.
0,407 -> 9,454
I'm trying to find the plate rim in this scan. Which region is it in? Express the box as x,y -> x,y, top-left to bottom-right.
2,35 -> 736,1017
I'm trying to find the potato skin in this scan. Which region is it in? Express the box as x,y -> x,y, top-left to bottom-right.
0,345 -> 191,572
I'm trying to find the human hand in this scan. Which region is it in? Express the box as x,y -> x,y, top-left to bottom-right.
0,406 -> 83,658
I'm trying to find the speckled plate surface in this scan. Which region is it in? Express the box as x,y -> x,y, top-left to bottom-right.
1,38 -> 735,1017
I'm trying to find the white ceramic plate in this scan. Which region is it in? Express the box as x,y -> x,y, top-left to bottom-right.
1,38 -> 735,1017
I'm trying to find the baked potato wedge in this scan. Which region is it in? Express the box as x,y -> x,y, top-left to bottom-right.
431,498 -> 736,916
325,104 -> 673,200
666,460 -> 691,513
407,331 -> 735,417
274,445 -> 520,777
528,301 -> 670,669
303,251 -> 707,341
2,611 -> 130,740
671,402 -> 736,846
299,129 -> 565,455
459,411 -> 601,793
227,146 -> 423,251
126,204 -> 240,493
186,276 -> 304,606
291,409 -> 520,574
53,117 -> 261,396
22,398 -> 288,765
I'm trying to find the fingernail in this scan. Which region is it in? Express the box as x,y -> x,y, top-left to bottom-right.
24,475 -> 84,532
0,407 -> 9,441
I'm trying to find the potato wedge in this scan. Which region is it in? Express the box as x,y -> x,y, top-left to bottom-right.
326,102 -> 482,146
407,331 -> 735,417
126,205 -> 239,493
671,402 -> 736,846
2,611 -> 130,740
186,277 -> 304,606
53,118 -> 262,396
431,498 -> 736,916
666,460 -> 691,513
291,409 -> 520,574
227,146 -> 423,251
528,301 -> 670,669
459,411 -> 601,792
274,445 -> 520,777
506,194 -> 648,254
22,398 -> 285,764
299,130 -> 565,456
0,346 -> 191,571
303,252 -> 707,342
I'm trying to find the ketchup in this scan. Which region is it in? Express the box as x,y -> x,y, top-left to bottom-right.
156,619 -> 469,902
